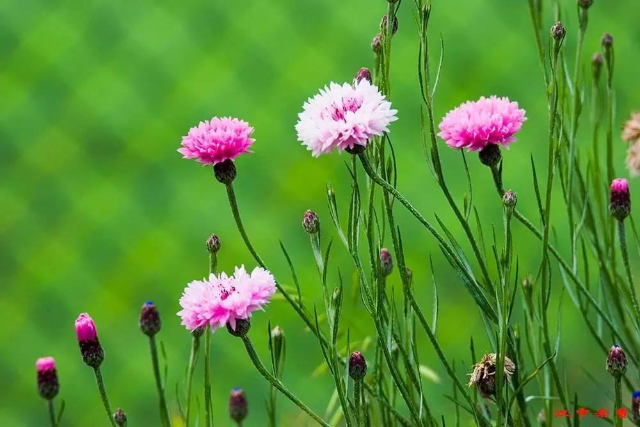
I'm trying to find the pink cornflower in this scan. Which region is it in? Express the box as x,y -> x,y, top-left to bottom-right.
36,357 -> 56,373
296,79 -> 398,156
179,117 -> 255,165
438,96 -> 526,151
178,266 -> 276,332
75,313 -> 98,342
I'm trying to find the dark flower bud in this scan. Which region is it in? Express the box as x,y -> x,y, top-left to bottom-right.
229,388 -> 248,423
607,344 -> 628,377
503,190 -> 517,210
609,178 -> 630,221
302,210 -> 320,234
578,0 -> 593,8
592,52 -> 604,82
227,318 -> 251,338
550,21 -> 566,41
380,248 -> 393,276
601,33 -> 613,49
380,15 -> 399,35
354,67 -> 372,84
213,159 -> 237,184
75,313 -> 104,369
36,357 -> 59,400
479,144 -> 502,168
206,235 -> 221,254
632,391 -> 640,423
139,301 -> 162,337
371,34 -> 382,54
113,408 -> 127,427
349,351 -> 367,381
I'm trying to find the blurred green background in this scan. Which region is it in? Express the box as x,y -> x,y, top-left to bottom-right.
1,0 -> 639,425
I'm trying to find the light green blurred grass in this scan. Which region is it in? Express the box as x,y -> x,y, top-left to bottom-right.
1,0 -> 639,425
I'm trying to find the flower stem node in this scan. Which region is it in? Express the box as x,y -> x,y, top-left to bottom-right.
36,357 -> 59,400
550,21 -> 566,41
302,210 -> 320,234
213,159 -> 237,184
206,235 -> 221,254
607,344 -> 628,377
140,301 -> 162,337
479,144 -> 502,168
609,178 -> 631,221
380,248 -> 394,276
227,318 -> 251,338
348,351 -> 367,381
229,388 -> 248,424
113,408 -> 127,427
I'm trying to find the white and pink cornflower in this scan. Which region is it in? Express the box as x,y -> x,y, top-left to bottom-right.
438,96 -> 526,151
178,266 -> 276,333
179,117 -> 255,165
296,79 -> 398,156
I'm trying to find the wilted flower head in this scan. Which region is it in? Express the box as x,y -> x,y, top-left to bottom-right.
438,96 -> 526,152
179,117 -> 255,166
296,80 -> 397,156
622,112 -> 640,143
468,353 -> 515,398
627,142 -> 640,176
178,266 -> 276,333
36,357 -> 59,400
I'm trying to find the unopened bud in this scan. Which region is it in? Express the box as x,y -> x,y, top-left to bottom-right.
270,326 -> 285,372
302,210 -> 320,234
113,408 -> 127,427
349,351 -> 367,381
380,15 -> 398,35
550,21 -> 566,41
354,67 -> 372,84
609,178 -> 630,221
503,190 -> 517,210
140,301 -> 162,337
606,344 -> 628,377
592,52 -> 604,82
380,248 -> 394,276
371,34 -> 382,54
206,234 -> 221,254
578,0 -> 593,8
601,33 -> 613,49
229,388 -> 248,423
36,357 -> 59,400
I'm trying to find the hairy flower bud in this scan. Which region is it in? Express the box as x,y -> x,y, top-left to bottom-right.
113,408 -> 127,426
479,144 -> 502,168
229,388 -> 248,423
213,159 -> 237,184
601,33 -> 613,49
503,190 -> 517,210
354,67 -> 372,84
227,318 -> 251,338
75,313 -> 104,369
36,357 -> 59,400
302,210 -> 320,234
550,21 -> 566,41
380,248 -> 394,276
380,15 -> 398,35
349,351 -> 367,381
206,234 -> 221,254
140,301 -> 162,337
592,52 -> 604,82
607,344 -> 628,377
371,33 -> 382,54
609,178 -> 630,221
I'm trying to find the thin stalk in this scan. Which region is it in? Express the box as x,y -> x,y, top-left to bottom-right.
149,335 -> 171,427
618,220 -> 640,327
93,367 -> 116,427
614,376 -> 622,427
354,379 -> 363,426
185,333 -> 201,427
47,400 -> 57,427
240,335 -> 329,427
204,327 -> 213,427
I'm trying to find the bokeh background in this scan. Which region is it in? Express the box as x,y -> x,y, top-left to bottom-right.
1,0 -> 639,425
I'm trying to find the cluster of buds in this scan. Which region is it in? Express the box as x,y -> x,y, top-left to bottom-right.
468,353 -> 516,398
36,357 -> 59,401
229,388 -> 248,424
75,313 -> 104,369
609,178 -> 631,221
606,344 -> 628,377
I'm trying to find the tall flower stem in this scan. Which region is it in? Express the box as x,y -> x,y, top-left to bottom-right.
149,335 -> 171,427
204,327 -> 213,427
47,400 -> 57,427
354,379 -> 363,426
614,376 -> 622,427
617,220 -> 640,328
185,333 -> 201,427
93,367 -> 116,427
240,335 -> 329,427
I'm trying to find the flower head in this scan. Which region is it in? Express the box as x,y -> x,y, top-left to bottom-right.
468,353 -> 515,398
36,357 -> 59,400
438,96 -> 526,151
179,117 -> 255,165
296,80 -> 397,157
75,313 -> 98,342
610,178 -> 631,221
349,351 -> 367,380
622,112 -> 640,143
75,313 -> 104,368
627,141 -> 640,176
380,248 -> 393,277
302,210 -> 320,234
139,301 -> 162,337
607,344 -> 628,377
229,388 -> 248,423
178,266 -> 276,333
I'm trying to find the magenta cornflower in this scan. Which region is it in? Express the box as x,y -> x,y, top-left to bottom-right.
296,79 -> 398,156
178,117 -> 255,165
36,357 -> 56,373
178,266 -> 276,332
611,178 -> 629,193
36,357 -> 59,400
438,96 -> 526,151
75,313 -> 98,341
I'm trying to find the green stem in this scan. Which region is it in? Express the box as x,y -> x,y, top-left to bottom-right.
226,183 -> 265,268
149,335 -> 171,427
618,220 -> 640,328
240,335 -> 329,427
204,327 -> 213,427
47,399 -> 57,427
185,333 -> 201,427
93,367 -> 116,427
354,379 -> 363,426
614,376 -> 622,427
